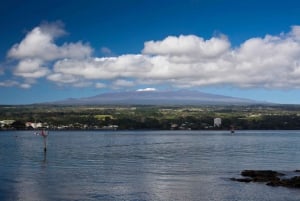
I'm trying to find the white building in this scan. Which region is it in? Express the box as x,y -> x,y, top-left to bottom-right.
26,122 -> 43,129
214,118 -> 222,127
0,120 -> 15,127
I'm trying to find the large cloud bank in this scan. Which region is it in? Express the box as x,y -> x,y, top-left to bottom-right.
3,22 -> 300,89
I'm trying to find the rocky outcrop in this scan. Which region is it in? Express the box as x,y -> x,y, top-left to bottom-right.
231,170 -> 300,189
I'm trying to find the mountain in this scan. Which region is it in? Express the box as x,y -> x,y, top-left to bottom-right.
49,90 -> 265,105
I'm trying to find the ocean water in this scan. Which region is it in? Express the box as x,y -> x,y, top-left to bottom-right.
1,130 -> 300,201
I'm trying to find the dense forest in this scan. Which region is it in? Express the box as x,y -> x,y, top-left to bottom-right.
1,104 -> 300,130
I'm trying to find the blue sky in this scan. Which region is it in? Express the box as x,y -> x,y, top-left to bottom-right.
2,0 -> 300,104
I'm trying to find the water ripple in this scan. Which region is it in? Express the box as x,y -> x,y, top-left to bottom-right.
2,130 -> 300,201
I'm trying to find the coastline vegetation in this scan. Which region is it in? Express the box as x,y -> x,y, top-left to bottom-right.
1,104 -> 300,130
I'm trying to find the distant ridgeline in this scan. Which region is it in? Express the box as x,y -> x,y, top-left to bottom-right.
49,90 -> 264,106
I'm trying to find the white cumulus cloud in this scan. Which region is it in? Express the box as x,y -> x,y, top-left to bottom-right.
14,59 -> 50,78
5,22 -> 300,90
7,22 -> 92,61
51,55 -> 150,81
47,73 -> 79,84
6,22 -> 93,88
290,25 -> 300,40
143,34 -> 230,61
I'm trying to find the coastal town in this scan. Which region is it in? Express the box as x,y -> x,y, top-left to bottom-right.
2,104 -> 300,131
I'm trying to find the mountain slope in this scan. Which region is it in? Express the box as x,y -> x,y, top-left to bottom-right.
50,90 -> 263,105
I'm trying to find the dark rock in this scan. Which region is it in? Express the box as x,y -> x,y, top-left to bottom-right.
231,170 -> 300,189
266,180 -> 284,187
282,176 -> 300,188
241,170 -> 284,178
230,177 -> 252,183
240,170 -> 284,183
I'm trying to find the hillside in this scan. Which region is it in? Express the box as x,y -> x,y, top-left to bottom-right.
51,90 -> 263,105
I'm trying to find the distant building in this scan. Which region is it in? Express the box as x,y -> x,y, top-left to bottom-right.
0,120 -> 15,127
26,122 -> 43,129
214,118 -> 222,127
101,125 -> 118,130
171,124 -> 178,130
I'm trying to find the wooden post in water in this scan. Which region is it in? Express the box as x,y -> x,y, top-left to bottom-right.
230,125 -> 235,134
40,129 -> 48,152
43,135 -> 47,152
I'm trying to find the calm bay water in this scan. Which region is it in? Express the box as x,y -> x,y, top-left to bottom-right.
1,130 -> 300,201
